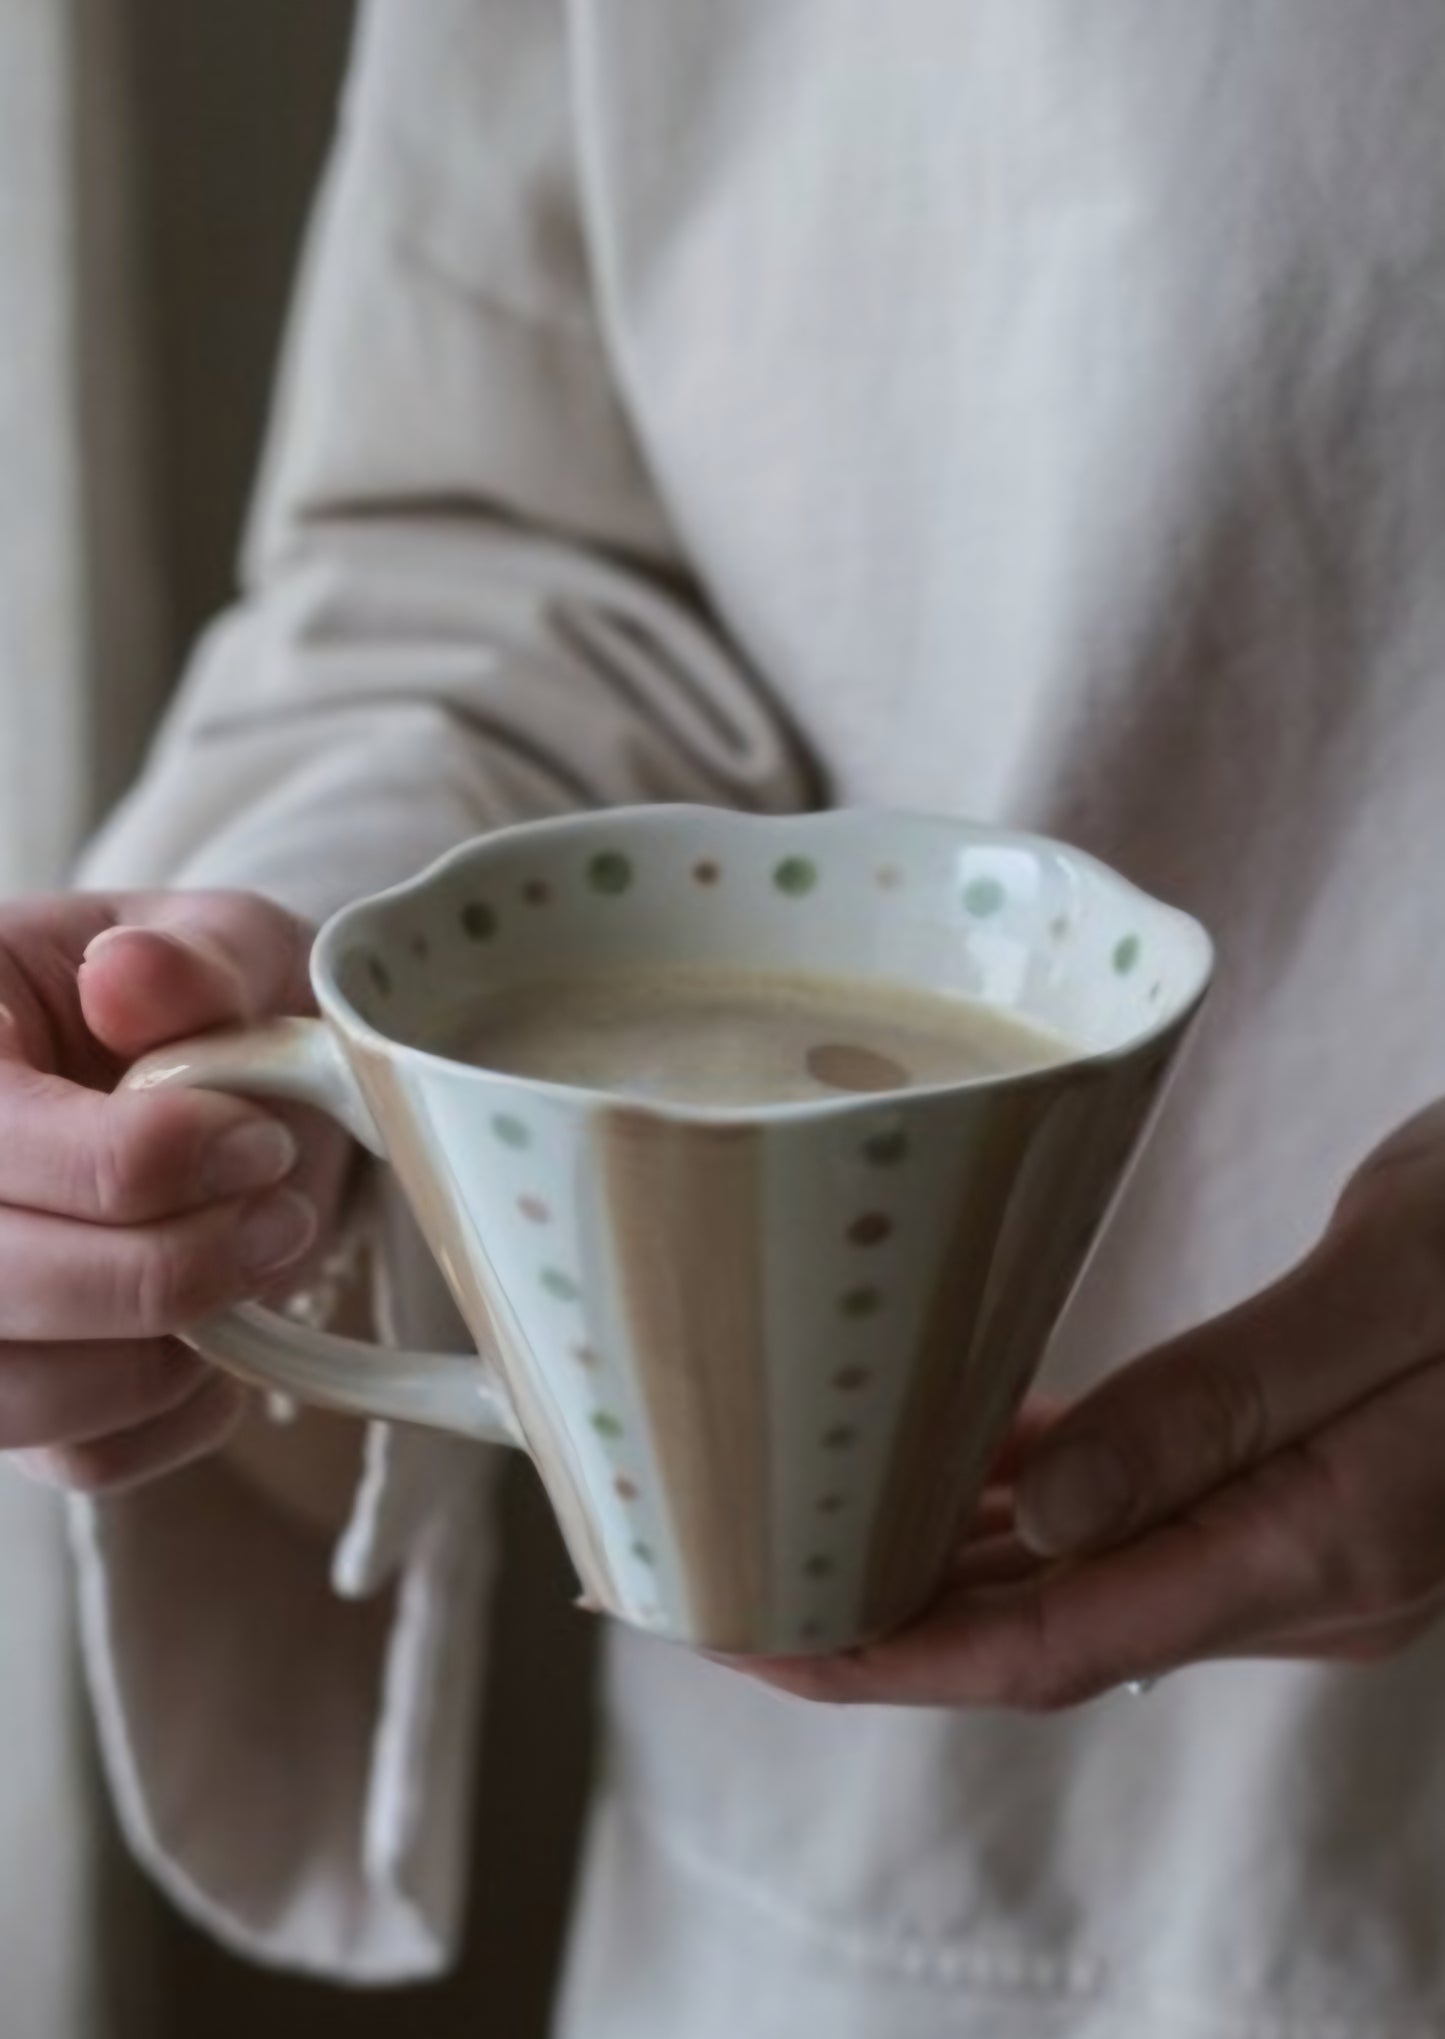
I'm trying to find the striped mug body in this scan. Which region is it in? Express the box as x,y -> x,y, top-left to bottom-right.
128,808 -> 1212,1655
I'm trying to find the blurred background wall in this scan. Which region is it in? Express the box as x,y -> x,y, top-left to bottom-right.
0,4 -> 595,2032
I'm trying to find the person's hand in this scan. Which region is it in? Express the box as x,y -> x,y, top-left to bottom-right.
746,1103 -> 1445,1708
0,892 -> 354,1495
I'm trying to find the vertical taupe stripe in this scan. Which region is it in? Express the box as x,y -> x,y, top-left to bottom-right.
600,1111 -> 771,1651
862,1092 -> 1053,1634
356,1049 -> 621,1607
959,1071 -> 1146,1459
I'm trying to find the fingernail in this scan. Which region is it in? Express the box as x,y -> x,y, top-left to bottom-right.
1016,1437 -> 1134,1555
204,1119 -> 299,1198
81,925 -> 132,961
235,1189 -> 317,1276
83,923 -> 188,962
83,924 -> 240,987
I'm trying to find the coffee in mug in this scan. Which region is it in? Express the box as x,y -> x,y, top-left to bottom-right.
438,963 -> 1073,1106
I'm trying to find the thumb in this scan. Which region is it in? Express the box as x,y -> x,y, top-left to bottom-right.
1012,1126 -> 1445,1559
79,891 -> 315,1061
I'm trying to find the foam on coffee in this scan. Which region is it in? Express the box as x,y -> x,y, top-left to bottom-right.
438,963 -> 1071,1106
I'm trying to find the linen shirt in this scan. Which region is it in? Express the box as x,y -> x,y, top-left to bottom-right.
79,4 -> 1445,2032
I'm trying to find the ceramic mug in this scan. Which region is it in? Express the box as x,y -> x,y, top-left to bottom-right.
127,807 -> 1212,1656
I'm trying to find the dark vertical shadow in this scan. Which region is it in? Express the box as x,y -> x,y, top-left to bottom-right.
121,0 -> 357,662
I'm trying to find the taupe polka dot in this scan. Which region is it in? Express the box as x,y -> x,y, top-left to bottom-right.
807,1042 -> 910,1093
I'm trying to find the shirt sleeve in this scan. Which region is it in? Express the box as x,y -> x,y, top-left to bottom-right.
71,0 -> 813,1981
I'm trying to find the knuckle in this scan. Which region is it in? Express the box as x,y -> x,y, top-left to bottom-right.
1009,1587 -> 1105,1713
90,1097 -> 199,1222
88,1118 -> 141,1223
1093,1351 -> 1271,1536
1179,1355 -> 1270,1488
123,1229 -> 214,1335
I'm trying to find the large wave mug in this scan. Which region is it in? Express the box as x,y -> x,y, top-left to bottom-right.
126,807 -> 1213,1656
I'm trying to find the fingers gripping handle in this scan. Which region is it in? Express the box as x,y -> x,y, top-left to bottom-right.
124,1020 -> 523,1447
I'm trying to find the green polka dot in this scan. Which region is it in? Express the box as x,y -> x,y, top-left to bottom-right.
461,900 -> 497,941
590,1410 -> 624,1439
491,1113 -> 531,1150
631,1540 -> 656,1567
367,956 -> 392,997
862,1127 -> 909,1167
803,1554 -> 835,1580
963,876 -> 1005,918
840,1285 -> 882,1320
1113,934 -> 1142,975
773,856 -> 818,897
588,851 -> 633,896
540,1267 -> 580,1302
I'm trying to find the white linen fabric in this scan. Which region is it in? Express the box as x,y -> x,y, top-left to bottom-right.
75,3 -> 1445,2033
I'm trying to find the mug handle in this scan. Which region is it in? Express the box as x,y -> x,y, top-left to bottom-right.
123,1019 -> 524,1447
